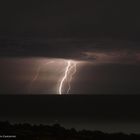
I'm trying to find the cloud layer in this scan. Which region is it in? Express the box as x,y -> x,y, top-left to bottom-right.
0,38 -> 140,65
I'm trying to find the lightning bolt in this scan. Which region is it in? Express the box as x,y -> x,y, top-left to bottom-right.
32,61 -> 54,82
66,62 -> 77,94
28,59 -> 78,95
58,60 -> 77,95
59,60 -> 71,95
28,61 -> 54,93
32,65 -> 42,82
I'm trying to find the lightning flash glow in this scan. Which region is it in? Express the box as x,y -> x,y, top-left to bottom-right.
28,61 -> 54,93
58,60 -> 77,95
67,61 -> 77,94
29,59 -> 78,95
31,61 -> 54,82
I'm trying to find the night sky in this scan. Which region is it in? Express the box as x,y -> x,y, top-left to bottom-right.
0,0 -> 140,133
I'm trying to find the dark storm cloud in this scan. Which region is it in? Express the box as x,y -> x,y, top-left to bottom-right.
0,38 -> 140,65
47,0 -> 140,40
47,38 -> 140,64
0,0 -> 140,39
0,0 -> 140,63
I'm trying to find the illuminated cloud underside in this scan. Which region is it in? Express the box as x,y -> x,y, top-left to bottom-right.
28,58 -> 80,95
